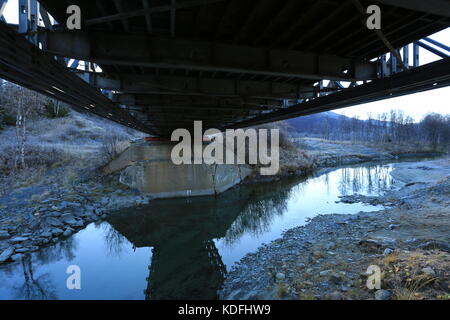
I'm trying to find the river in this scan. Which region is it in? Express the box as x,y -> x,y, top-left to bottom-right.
0,160 -> 421,300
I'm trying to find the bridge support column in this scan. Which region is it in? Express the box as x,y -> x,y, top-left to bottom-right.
102,141 -> 253,199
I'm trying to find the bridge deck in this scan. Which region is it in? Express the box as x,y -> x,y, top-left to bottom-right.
1,0 -> 450,135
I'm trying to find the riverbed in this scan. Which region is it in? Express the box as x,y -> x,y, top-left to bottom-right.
0,159 -> 436,300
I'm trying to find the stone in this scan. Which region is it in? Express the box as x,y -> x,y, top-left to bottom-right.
0,247 -> 14,263
62,216 -> 78,225
359,237 -> 395,253
63,228 -> 74,237
40,231 -> 53,238
319,270 -> 332,277
328,291 -> 343,300
28,219 -> 41,229
10,236 -> 29,244
82,211 -> 96,219
275,273 -> 285,280
375,290 -> 392,300
383,248 -> 394,255
0,231 -> 10,240
421,267 -> 436,276
51,228 -> 64,236
73,220 -> 85,227
324,242 -> 336,250
10,253 -> 24,261
47,211 -> 62,218
416,241 -> 450,253
69,202 -> 82,207
59,201 -> 69,209
320,270 -> 342,283
45,217 -> 64,227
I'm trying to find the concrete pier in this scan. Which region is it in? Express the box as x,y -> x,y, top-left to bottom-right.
103,141 -> 253,199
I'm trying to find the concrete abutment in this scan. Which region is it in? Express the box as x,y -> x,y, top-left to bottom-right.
102,141 -> 253,199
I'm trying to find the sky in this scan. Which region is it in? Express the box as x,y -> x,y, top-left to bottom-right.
1,0 -> 449,122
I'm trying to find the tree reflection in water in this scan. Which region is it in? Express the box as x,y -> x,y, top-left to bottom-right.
8,238 -> 77,300
13,255 -> 58,300
337,163 -> 394,196
107,177 -> 302,300
102,224 -> 129,258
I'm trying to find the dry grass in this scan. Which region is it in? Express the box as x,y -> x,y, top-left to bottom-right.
0,111 -> 145,194
0,145 -> 73,193
374,250 -> 449,300
277,283 -> 289,298
382,252 -> 399,265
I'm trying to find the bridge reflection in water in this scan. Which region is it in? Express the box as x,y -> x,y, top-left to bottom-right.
107,179 -> 298,300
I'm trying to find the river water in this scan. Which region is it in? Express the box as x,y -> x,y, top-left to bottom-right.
0,160 -> 409,300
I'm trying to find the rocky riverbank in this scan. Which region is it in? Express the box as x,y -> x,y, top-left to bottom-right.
0,177 -> 151,264
219,159 -> 450,300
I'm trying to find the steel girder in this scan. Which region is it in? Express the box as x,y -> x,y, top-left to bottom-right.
0,21 -> 155,134
40,31 -> 378,82
223,58 -> 450,130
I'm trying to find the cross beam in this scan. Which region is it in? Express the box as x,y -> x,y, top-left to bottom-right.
40,31 -> 378,81
85,73 -> 318,100
84,0 -> 227,26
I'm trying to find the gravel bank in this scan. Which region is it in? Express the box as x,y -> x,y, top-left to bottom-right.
219,159 -> 450,300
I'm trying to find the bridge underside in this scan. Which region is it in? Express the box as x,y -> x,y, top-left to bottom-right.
1,0 -> 450,136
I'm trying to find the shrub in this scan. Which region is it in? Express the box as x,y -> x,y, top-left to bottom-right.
43,100 -> 71,118
101,135 -> 130,163
0,107 -> 16,130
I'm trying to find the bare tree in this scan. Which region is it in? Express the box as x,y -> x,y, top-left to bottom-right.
14,87 -> 38,169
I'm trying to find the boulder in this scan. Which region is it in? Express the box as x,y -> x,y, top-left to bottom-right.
10,236 -> 29,244
374,290 -> 392,300
45,217 -> 64,228
275,273 -> 285,280
422,267 -> 436,277
51,228 -> 64,236
0,247 -> 14,264
63,228 -> 74,237
0,231 -> 10,240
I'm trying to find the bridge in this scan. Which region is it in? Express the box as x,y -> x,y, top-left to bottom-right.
0,0 -> 449,137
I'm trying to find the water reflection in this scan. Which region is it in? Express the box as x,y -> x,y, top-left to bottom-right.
107,178 -> 300,300
13,256 -> 58,300
333,163 -> 395,195
1,238 -> 78,300
0,160 -> 410,300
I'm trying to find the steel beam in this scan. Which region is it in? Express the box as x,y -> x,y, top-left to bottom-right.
423,37 -> 450,53
374,0 -> 450,18
0,0 -> 7,22
86,73 -> 317,100
40,31 -> 378,82
0,21 -> 154,134
112,93 -> 284,110
223,58 -> 450,130
84,0 -> 227,26
417,41 -> 449,58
